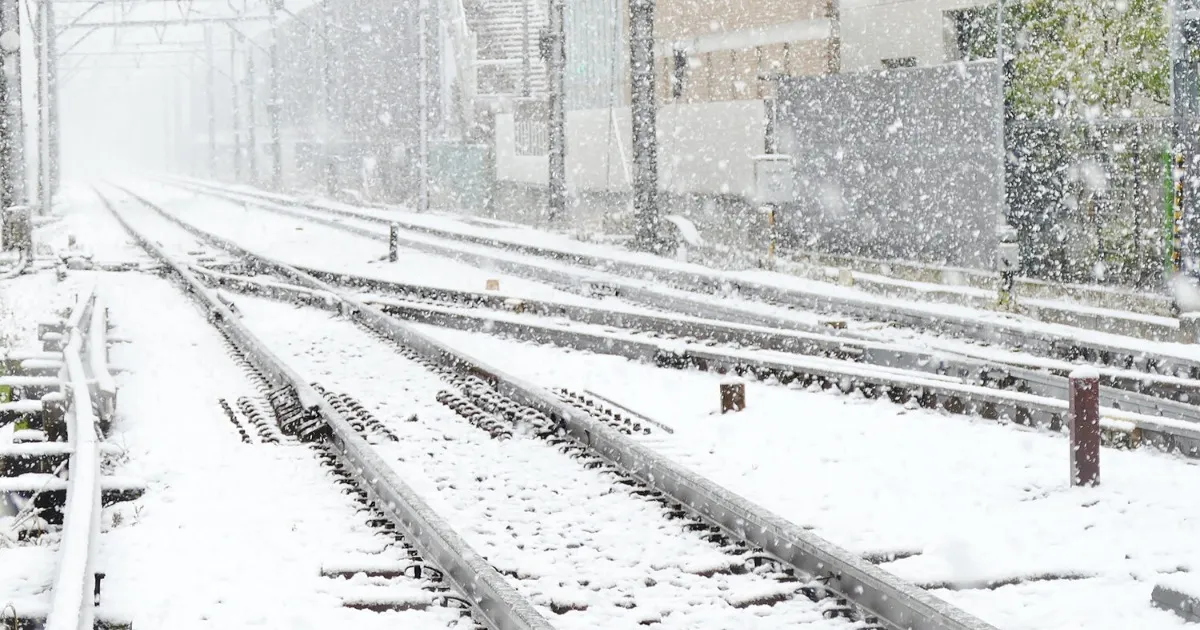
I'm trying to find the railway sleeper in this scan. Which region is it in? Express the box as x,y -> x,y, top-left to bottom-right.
0,613 -> 133,630
5,481 -> 145,526
308,441 -> 473,620
217,398 -> 254,444
267,385 -> 326,442
436,376 -> 894,620
236,397 -> 285,444
0,441 -> 125,478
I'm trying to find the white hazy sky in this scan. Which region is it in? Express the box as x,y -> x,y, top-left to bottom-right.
56,0 -> 287,180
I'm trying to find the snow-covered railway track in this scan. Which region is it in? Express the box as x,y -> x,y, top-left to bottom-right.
166,178 -> 1200,391
264,265 -> 1200,420
1,285 -> 132,630
97,187 -> 1002,630
234,294 -> 864,629
190,250 -> 1200,460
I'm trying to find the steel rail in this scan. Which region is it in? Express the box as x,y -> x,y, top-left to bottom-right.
164,187 -> 1200,424
87,296 -> 117,426
171,178 -> 1200,381
205,271 -> 1200,457
95,189 -> 556,630
45,287 -> 101,630
116,184 -> 1004,630
266,265 -> 1200,420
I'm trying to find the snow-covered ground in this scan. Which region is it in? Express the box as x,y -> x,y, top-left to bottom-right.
0,189 -> 469,628
126,182 -> 602,306
0,273 -> 81,618
133,182 -> 878,333
231,294 -> 854,629
412,325 -> 1200,630
98,273 -> 468,629
19,184 -> 1196,629
151,181 -> 1200,371
183,180 -> 1182,327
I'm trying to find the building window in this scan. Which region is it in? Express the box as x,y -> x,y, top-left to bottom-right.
514,100 -> 548,156
882,57 -> 917,70
671,47 -> 688,100
945,7 -> 996,61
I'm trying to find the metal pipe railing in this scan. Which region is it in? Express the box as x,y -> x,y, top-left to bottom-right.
45,287 -> 101,630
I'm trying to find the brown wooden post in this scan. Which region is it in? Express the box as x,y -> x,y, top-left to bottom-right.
1068,367 -> 1100,487
720,379 -> 746,413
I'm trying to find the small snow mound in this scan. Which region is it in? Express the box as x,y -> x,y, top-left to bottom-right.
724,583 -> 795,608
1171,273 -> 1200,313
1069,366 -> 1100,381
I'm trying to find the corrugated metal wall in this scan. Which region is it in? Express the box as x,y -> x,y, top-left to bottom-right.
776,61 -> 1003,267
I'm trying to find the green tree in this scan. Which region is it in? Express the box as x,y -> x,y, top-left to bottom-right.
1006,0 -> 1168,119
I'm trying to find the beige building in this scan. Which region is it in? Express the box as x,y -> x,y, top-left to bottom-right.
654,0 -> 838,103
488,0 -> 983,212
841,0 -> 994,71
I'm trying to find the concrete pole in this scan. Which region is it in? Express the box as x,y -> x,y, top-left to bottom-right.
1170,0 -> 1200,272
0,0 -> 26,212
246,50 -> 258,184
521,0 -> 531,98
629,0 -> 660,251
45,0 -> 57,195
230,30 -> 242,182
205,24 -> 217,179
547,0 -> 565,222
417,0 -> 432,211
36,0 -> 48,214
319,1 -> 334,195
267,0 -> 283,190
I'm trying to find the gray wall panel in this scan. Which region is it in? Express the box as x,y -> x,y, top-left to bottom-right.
776,60 -> 1003,267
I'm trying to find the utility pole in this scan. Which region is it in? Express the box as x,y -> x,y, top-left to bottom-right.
45,0 -> 58,195
230,30 -> 242,182
1170,0 -> 1200,273
521,0 -> 531,98
629,0 -> 660,251
36,0 -> 49,214
267,0 -> 283,190
205,24 -> 217,178
0,0 -> 25,213
319,0 -> 334,195
246,50 -> 258,184
416,0 -> 430,212
546,0 -> 565,222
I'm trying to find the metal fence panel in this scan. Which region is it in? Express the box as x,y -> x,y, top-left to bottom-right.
775,61 -> 1003,267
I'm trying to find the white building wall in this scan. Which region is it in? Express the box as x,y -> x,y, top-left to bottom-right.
496,100 -> 766,197
840,0 -> 991,71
